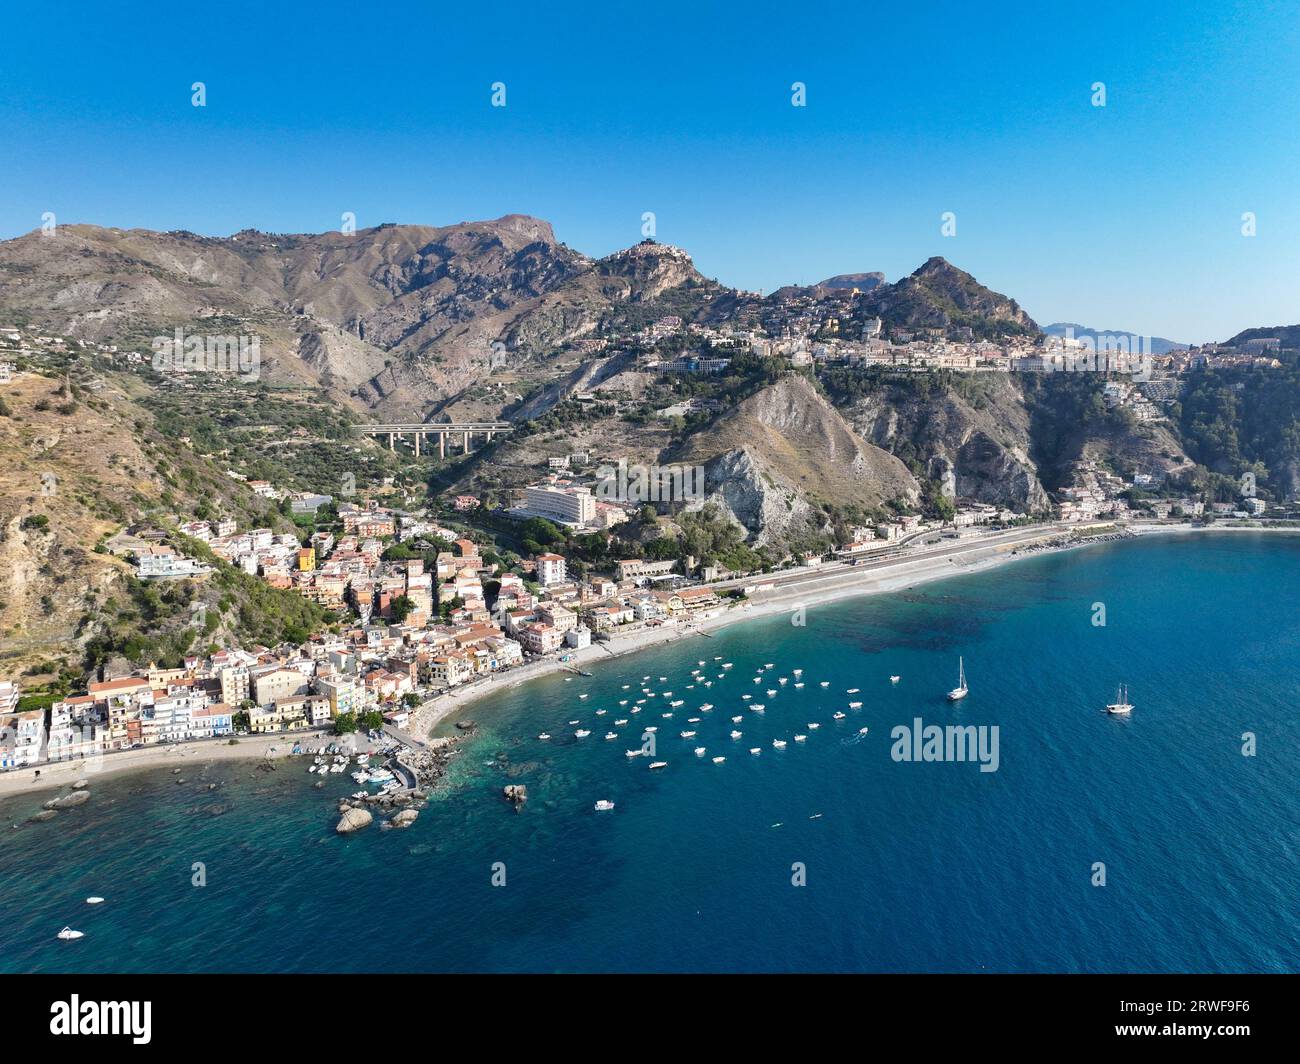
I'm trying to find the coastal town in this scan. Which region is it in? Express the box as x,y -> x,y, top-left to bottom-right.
3,307 -> 1299,779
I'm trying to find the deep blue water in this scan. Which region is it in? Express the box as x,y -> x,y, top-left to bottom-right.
2,533 -> 1297,973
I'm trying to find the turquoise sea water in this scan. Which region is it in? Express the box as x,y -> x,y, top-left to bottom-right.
2,533 -> 1297,973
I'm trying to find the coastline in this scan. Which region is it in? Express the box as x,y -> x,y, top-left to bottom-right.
0,731 -> 344,802
5,521 -> 1294,802
413,521 -> 1300,736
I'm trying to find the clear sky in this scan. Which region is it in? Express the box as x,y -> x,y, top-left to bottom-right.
3,0 -> 1299,341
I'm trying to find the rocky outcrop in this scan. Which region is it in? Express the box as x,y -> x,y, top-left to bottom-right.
842,376 -> 1050,513
335,807 -> 373,834
389,809 -> 419,829
43,790 -> 90,810
503,784 -> 527,808
676,375 -> 920,543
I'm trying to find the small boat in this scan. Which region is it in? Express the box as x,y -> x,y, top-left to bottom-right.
308,765 -> 318,773
794,734 -> 807,743
858,727 -> 869,734
890,675 -> 901,684
847,688 -> 860,694
330,763 -> 344,773
614,719 -> 628,726
594,800 -> 615,811
772,739 -> 787,750
57,927 -> 84,941
1105,684 -> 1133,715
604,732 -> 618,740
670,700 -> 684,708
751,703 -> 765,712
622,684 -> 631,689
661,712 -> 673,719
694,746 -> 707,756
731,715 -> 743,723
568,719 -> 580,725
778,678 -> 788,686
85,897 -> 105,905
595,709 -> 606,716
793,668 -> 802,676
764,663 -> 774,669
749,747 -> 761,755
849,701 -> 862,709
947,657 -> 969,702
649,761 -> 668,770
619,700 -> 628,705
712,756 -> 726,764
630,707 -> 641,714
680,730 -> 696,738
579,694 -> 589,700
645,726 -> 657,732
538,733 -> 551,740
807,723 -> 820,730
819,681 -> 830,688
659,676 -> 668,681
730,730 -> 743,739
833,712 -> 846,720
794,682 -> 804,688
699,703 -> 713,711
752,677 -> 762,684
766,689 -> 777,697
625,749 -> 643,758
688,717 -> 701,723
575,729 -> 591,738
722,663 -> 733,669
663,691 -> 674,698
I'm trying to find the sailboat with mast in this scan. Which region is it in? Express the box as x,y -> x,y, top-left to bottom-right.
1105,684 -> 1133,715
946,657 -> 968,701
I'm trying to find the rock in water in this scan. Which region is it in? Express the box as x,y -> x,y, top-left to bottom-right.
42,790 -> 90,810
336,807 -> 373,834
503,784 -> 527,808
72,779 -> 89,790
390,809 -> 419,829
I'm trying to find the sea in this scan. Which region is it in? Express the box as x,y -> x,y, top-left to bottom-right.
2,532 -> 1297,973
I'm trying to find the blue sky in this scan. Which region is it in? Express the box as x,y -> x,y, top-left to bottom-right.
2,0 -> 1298,341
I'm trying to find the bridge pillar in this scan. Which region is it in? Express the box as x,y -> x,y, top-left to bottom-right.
439,432 -> 445,459
463,431 -> 470,453
388,432 -> 395,452
414,432 -> 421,457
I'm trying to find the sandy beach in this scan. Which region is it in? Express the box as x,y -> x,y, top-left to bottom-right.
0,730 -> 347,800
6,519 -> 1293,801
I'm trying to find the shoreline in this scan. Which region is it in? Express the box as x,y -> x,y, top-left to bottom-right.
0,731 -> 349,802
4,521 -> 1293,801
414,521 -> 1300,735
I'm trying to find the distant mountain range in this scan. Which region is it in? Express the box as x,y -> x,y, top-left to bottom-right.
1043,323 -> 1188,355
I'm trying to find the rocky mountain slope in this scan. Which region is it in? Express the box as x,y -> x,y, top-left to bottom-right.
861,257 -> 1039,338
673,375 -> 920,544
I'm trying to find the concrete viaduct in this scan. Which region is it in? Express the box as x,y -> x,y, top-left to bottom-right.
357,421 -> 513,458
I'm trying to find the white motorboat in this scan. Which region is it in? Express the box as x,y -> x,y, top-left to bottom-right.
649,761 -> 668,770
890,675 -> 901,683
614,719 -> 628,726
604,732 -> 618,740
849,701 -> 862,709
847,688 -> 860,694
85,897 -> 105,905
730,730 -> 743,739
57,927 -> 84,941
833,712 -> 846,720
794,734 -> 807,743
712,756 -> 726,764
819,681 -> 830,687
679,730 -> 696,738
594,800 -> 615,811
807,723 -> 820,730
947,657 -> 969,702
749,747 -> 761,755
772,739 -> 787,749
575,729 -> 591,738
538,733 -> 551,740
694,746 -> 706,756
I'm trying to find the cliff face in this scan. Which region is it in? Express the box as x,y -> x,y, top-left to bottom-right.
840,375 -> 1051,512
674,375 -> 920,543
